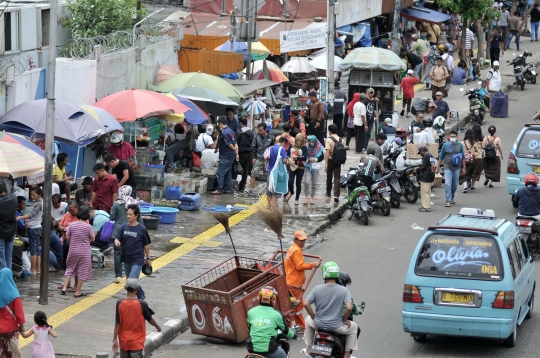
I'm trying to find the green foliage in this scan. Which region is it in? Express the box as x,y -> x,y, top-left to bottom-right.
63,0 -> 148,38
438,0 -> 499,22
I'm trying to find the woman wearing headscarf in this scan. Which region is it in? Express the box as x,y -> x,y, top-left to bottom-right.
285,134 -> 308,205
345,94 -> 360,150
304,135 -> 324,205
0,268 -> 25,358
109,186 -> 143,284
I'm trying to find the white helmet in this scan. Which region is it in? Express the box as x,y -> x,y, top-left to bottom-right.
433,116 -> 445,127
110,131 -> 124,144
205,124 -> 214,136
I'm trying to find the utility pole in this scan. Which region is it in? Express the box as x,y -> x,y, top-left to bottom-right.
40,0 -> 57,305
327,0 -> 336,131
284,0 -> 289,63
246,0 -> 255,79
391,0 -> 401,53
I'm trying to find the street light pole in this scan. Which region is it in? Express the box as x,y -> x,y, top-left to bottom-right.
246,0 -> 254,80
391,0 -> 401,53
40,0 -> 57,305
327,0 -> 336,130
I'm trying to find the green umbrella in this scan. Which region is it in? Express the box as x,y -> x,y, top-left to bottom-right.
340,47 -> 406,72
153,71 -> 244,103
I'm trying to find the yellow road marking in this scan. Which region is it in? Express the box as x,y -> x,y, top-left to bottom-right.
18,199 -> 265,349
170,237 -> 222,247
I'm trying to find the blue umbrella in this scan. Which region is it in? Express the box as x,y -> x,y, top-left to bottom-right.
170,94 -> 209,125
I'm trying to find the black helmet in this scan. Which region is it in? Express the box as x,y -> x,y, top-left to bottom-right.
336,271 -> 352,287
422,117 -> 433,127
142,263 -> 153,276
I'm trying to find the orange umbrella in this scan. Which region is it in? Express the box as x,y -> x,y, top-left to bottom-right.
94,89 -> 190,122
252,68 -> 289,82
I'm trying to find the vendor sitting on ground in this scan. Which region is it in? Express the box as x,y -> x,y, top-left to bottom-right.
53,153 -> 78,201
165,124 -> 191,168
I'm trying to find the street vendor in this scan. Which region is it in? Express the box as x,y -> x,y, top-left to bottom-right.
107,131 -> 136,164
284,231 -> 320,333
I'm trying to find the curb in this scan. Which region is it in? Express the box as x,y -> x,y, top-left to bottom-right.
96,314 -> 190,358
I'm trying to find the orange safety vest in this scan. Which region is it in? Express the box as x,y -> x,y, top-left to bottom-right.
284,243 -> 315,287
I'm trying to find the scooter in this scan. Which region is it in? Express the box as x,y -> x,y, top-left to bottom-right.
369,177 -> 391,216
508,53 -> 526,90
397,166 -> 420,204
460,81 -> 487,125
345,167 -> 371,225
516,216 -> 540,257
245,333 -> 292,358
522,50 -> 537,84
383,169 -> 402,208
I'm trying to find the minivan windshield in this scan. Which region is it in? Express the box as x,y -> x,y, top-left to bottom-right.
516,128 -> 540,157
415,235 -> 503,281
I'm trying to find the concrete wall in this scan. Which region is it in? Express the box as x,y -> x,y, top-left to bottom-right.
336,0 -> 383,27
95,38 -> 178,100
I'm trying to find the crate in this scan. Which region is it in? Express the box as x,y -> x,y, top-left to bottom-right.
151,186 -> 165,200
143,164 -> 166,183
181,256 -> 291,343
135,174 -> 158,190
201,168 -> 218,175
196,177 -> 208,195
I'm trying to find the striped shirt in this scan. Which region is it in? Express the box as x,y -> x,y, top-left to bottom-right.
465,28 -> 474,49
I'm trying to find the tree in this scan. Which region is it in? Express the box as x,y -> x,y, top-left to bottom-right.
438,0 -> 498,60
63,0 -> 147,38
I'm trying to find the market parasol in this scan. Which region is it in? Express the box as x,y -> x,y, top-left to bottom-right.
168,86 -> 239,116
243,60 -> 280,74
0,99 -> 104,145
79,104 -> 124,133
153,72 -> 245,103
158,64 -> 183,83
215,40 -> 271,60
252,68 -> 289,82
93,89 -> 190,122
308,52 -> 344,72
281,57 -> 317,74
242,97 -> 267,115
340,47 -> 407,72
0,132 -> 45,178
162,93 -> 209,125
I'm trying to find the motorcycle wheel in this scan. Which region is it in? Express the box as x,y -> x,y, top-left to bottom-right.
533,76 -> 537,84
361,209 -> 369,225
390,192 -> 401,208
381,200 -> 391,216
521,80 -> 525,90
403,182 -> 419,204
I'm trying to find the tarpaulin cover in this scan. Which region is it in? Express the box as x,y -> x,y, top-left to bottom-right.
337,23 -> 372,47
400,6 -> 453,24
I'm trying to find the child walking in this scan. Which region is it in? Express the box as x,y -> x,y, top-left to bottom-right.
16,186 -> 44,274
20,311 -> 57,358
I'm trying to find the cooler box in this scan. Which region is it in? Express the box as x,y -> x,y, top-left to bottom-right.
178,193 -> 202,211
491,91 -> 508,118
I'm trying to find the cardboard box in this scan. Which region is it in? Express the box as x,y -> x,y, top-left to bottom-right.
407,143 -> 439,159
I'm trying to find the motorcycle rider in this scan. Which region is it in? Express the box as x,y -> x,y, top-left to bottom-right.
304,262 -> 358,358
410,112 -> 425,134
516,173 -> 540,223
358,148 -> 385,189
336,272 -> 363,338
247,287 -> 296,358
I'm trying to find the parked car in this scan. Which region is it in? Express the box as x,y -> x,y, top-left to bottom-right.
507,124 -> 540,207
402,208 -> 536,347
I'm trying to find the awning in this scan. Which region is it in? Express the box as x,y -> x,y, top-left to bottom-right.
223,79 -> 280,95
400,6 -> 453,24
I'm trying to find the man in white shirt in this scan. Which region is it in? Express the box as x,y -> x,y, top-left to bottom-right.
465,28 -> 475,58
353,94 -> 368,154
296,82 -> 310,97
442,46 -> 454,94
486,61 -> 502,93
195,124 -> 215,153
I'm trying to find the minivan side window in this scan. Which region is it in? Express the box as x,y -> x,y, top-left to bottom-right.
514,237 -> 527,268
519,236 -> 530,262
507,243 -> 521,280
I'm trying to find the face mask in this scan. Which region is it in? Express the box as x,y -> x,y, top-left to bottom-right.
450,137 -> 457,143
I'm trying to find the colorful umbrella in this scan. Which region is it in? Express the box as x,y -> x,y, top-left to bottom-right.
158,64 -> 183,83
242,97 -> 267,115
79,104 -> 123,133
168,86 -> 239,116
153,72 -> 244,103
0,132 -> 45,178
162,93 -> 209,125
252,68 -> 289,82
243,60 -> 280,74
0,99 -> 104,146
340,47 -> 407,72
281,57 -> 317,74
215,40 -> 271,60
94,89 -> 190,122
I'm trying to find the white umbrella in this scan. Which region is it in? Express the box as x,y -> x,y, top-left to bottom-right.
242,60 -> 280,74
242,97 -> 267,115
281,57 -> 316,74
309,53 -> 344,72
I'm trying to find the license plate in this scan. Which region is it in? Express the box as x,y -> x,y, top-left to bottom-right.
442,292 -> 474,303
471,105 -> 481,110
519,227 -> 532,233
311,345 -> 332,356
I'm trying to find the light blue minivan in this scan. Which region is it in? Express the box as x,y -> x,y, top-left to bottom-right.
507,124 -> 540,207
402,208 -> 535,347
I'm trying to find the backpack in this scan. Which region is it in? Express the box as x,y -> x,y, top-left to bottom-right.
485,138 -> 497,160
330,137 -> 347,165
290,116 -> 304,137
448,143 -> 463,167
464,142 -> 475,164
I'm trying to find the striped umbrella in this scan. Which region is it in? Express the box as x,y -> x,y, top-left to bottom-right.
242,97 -> 267,115
252,68 -> 289,82
79,104 -> 123,133
0,132 -> 45,178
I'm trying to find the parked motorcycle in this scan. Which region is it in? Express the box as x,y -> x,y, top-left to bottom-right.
460,81 -> 487,125
397,167 -> 420,204
520,50 -> 537,84
345,167 -> 371,225
383,169 -> 402,208
369,177 -> 391,216
508,53 -> 526,90
516,216 -> 540,257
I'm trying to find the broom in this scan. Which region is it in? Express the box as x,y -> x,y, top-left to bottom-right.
212,212 -> 237,255
257,208 -> 286,264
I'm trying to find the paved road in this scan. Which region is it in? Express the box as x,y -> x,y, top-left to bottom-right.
153,84 -> 540,356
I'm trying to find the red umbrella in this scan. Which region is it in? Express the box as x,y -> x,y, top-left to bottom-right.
94,89 -> 190,122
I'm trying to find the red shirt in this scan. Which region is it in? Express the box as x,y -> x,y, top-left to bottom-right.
91,174 -> 119,212
115,299 -> 154,351
107,142 -> 135,161
401,77 -> 419,100
0,298 -> 25,333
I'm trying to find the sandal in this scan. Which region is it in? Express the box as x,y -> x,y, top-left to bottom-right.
310,198 -> 315,205
210,190 -> 223,195
58,285 -> 72,290
451,200 -> 456,204
345,146 -> 350,150
294,201 -> 299,205
74,293 -> 87,298
419,208 -> 431,212
60,290 -> 66,295
303,198 -> 309,205
445,202 -> 451,207
325,196 -> 331,203
285,193 -> 292,201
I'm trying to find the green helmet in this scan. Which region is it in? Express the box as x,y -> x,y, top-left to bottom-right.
322,261 -> 340,279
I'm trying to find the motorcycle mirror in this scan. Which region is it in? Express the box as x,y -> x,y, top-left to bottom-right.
506,60 -> 510,63
478,81 -> 482,85
460,88 -> 465,91
513,53 -> 516,56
